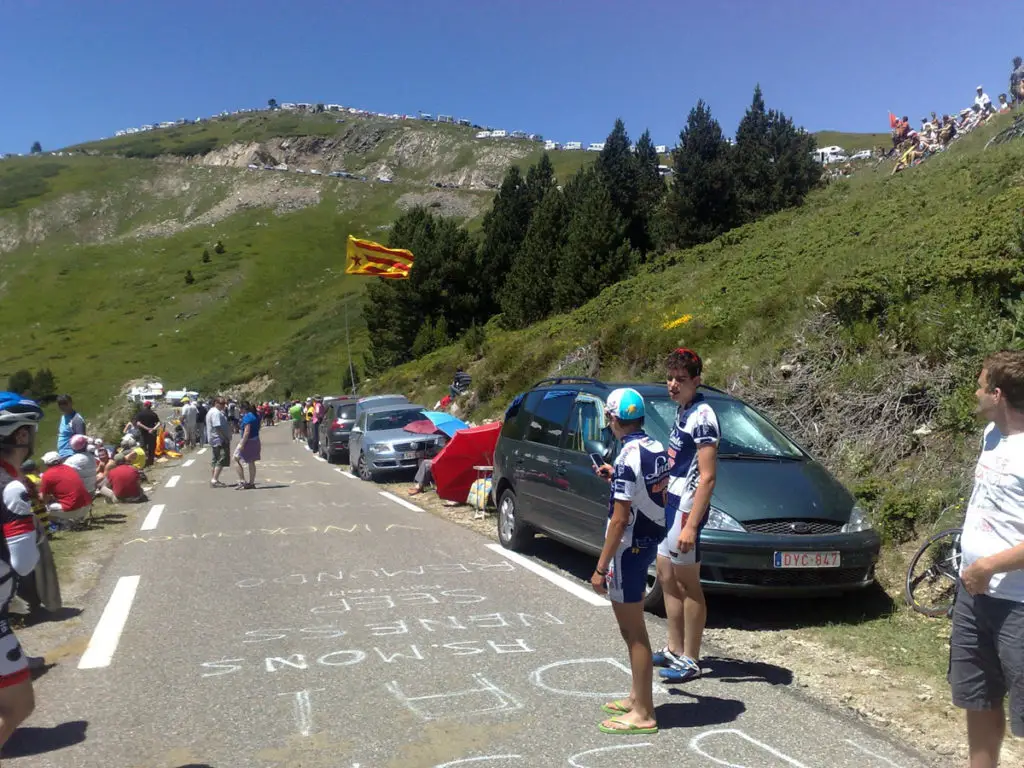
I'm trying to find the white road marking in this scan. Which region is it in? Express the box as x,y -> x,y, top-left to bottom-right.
140,504 -> 166,531
314,455 -> 326,463
844,740 -> 905,767
78,575 -> 141,669
379,491 -> 424,513
485,543 -> 607,606
690,729 -> 813,768
165,475 -> 181,488
278,688 -> 322,737
336,468 -> 357,479
183,459 -> 195,468
569,744 -> 654,767
197,447 -> 208,455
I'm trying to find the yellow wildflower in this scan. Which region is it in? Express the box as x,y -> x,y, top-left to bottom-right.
662,314 -> 694,330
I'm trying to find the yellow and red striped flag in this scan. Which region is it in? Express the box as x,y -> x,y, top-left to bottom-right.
345,235 -> 414,280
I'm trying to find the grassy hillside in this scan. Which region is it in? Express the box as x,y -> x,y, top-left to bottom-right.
813,130 -> 891,151
375,113 -> 1024,539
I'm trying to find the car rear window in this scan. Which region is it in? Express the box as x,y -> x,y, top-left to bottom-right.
336,405 -> 356,420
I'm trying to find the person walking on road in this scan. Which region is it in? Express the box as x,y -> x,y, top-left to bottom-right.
206,397 -> 230,488
233,402 -> 261,490
0,392 -> 44,748
180,398 -> 198,449
590,388 -> 668,735
55,394 -> 86,459
133,401 -> 160,467
194,399 -> 208,446
289,400 -> 303,441
950,350 -> 1024,768
654,348 -> 718,684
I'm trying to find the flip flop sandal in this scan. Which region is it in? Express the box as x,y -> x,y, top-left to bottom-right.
601,700 -> 632,716
598,717 -> 658,735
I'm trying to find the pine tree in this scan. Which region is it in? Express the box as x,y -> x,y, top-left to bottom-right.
661,100 -> 739,249
30,141 -> 42,155
364,207 -> 481,368
32,368 -> 57,402
553,169 -> 634,313
476,166 -> 532,307
734,85 -> 775,222
7,370 -> 33,395
525,153 -> 556,209
632,130 -> 666,255
501,186 -> 569,327
766,109 -> 821,210
595,119 -> 640,246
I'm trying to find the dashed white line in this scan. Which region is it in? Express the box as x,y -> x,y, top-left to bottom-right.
485,543 -> 607,606
140,504 -> 166,531
165,475 -> 181,488
78,575 -> 141,669
183,459 -> 195,468
379,490 -> 424,512
197,447 -> 208,455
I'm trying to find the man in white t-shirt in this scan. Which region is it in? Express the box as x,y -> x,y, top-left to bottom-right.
950,350 -> 1024,767
180,398 -> 198,449
975,85 -> 994,115
205,398 -> 230,488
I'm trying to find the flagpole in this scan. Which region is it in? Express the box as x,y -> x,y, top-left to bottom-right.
344,294 -> 357,395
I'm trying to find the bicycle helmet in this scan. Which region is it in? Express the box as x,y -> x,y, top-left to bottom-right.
0,392 -> 44,437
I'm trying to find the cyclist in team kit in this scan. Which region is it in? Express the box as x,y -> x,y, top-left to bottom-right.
654,348 -> 719,683
0,392 -> 44,747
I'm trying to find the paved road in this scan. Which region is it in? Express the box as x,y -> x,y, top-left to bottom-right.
7,427 -> 938,768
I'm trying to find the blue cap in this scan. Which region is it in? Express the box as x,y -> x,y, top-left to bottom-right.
605,388 -> 645,420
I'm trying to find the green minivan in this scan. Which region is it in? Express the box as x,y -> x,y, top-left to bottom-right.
492,377 -> 880,610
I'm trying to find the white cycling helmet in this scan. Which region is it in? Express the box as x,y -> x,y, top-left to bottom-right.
0,392 -> 44,438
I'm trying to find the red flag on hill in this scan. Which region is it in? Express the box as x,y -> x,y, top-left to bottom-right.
889,112 -> 899,129
345,235 -> 414,280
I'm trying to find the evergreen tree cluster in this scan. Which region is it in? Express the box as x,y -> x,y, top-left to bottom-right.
7,368 -> 57,402
363,87 -> 820,367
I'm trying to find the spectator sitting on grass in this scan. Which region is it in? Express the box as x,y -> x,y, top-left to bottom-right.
999,93 -> 1012,113
450,366 -> 472,399
39,451 -> 91,527
98,454 -> 147,504
63,434 -> 97,495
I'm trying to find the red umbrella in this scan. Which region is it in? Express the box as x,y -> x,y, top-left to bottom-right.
403,419 -> 441,435
431,422 -> 501,503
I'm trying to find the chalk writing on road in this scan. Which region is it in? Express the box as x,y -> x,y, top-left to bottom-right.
199,640 -> 536,676
277,688 -> 321,738
387,673 -> 523,721
234,560 -> 516,588
122,523 -> 423,545
241,613 -> 566,642
309,589 -> 487,613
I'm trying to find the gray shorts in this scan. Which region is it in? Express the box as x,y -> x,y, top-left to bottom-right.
949,586 -> 1024,736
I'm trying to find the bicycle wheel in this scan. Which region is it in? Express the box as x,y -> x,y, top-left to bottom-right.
905,527 -> 962,617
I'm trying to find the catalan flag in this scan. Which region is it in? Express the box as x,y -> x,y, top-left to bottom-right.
345,235 -> 414,280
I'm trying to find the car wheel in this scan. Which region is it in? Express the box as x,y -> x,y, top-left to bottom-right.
357,454 -> 375,482
644,572 -> 665,614
497,488 -> 533,551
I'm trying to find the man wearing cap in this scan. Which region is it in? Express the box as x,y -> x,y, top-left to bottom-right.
38,452 -> 91,527
590,388 -> 669,735
133,401 -> 160,467
63,434 -> 97,495
976,86 -> 994,115
55,394 -> 86,459
206,397 -> 231,488
180,397 -> 198,449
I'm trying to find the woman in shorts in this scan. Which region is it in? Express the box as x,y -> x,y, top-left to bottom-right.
233,402 -> 261,490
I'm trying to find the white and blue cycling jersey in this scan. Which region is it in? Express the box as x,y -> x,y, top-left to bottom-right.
608,431 -> 669,547
666,395 -> 720,520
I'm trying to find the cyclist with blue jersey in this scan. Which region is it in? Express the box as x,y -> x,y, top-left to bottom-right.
0,392 -> 43,748
591,388 -> 669,735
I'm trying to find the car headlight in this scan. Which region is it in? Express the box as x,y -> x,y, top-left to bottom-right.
367,443 -> 392,453
842,504 -> 873,533
704,506 -> 745,532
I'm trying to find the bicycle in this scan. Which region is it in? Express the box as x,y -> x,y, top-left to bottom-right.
985,113 -> 1024,149
905,527 -> 963,617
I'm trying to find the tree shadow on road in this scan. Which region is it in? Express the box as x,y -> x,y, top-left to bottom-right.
656,690 -> 746,730
246,484 -> 291,490
2,720 -> 87,757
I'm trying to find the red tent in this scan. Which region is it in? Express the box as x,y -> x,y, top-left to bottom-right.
431,422 -> 501,503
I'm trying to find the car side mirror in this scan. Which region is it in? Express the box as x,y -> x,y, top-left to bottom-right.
584,439 -> 607,460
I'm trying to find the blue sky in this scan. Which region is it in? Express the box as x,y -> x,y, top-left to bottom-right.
2,0 -> 1022,154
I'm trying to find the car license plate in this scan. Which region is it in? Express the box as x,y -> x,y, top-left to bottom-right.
773,551 -> 841,568
401,451 -> 420,460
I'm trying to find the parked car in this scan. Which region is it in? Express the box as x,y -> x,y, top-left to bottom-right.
348,404 -> 443,481
849,150 -> 873,161
320,394 -> 409,463
492,377 -> 880,609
